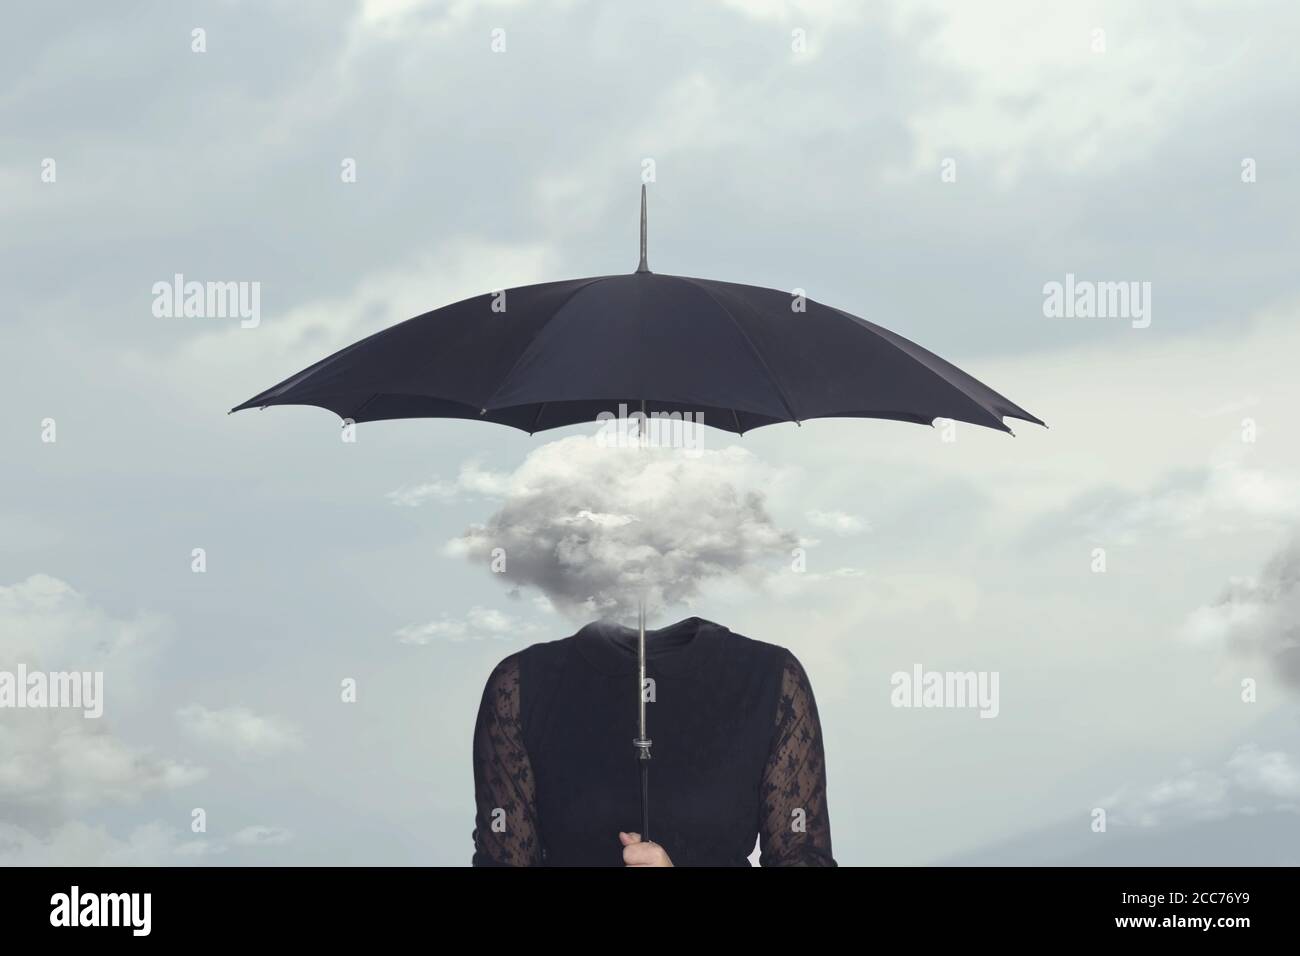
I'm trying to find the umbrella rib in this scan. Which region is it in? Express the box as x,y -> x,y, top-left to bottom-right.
672,275 -> 802,425
528,402 -> 548,435
828,306 -> 1020,432
480,277 -> 607,411
349,392 -> 380,422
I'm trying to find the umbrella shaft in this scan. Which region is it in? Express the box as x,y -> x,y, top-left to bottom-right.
638,598 -> 646,737
634,399 -> 651,840
637,597 -> 649,841
637,399 -> 648,742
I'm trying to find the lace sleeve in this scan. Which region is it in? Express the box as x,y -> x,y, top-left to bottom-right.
471,655 -> 543,866
758,651 -> 836,866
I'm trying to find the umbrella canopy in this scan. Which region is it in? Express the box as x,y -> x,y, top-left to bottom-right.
230,188 -> 1042,436
230,187 -> 1044,848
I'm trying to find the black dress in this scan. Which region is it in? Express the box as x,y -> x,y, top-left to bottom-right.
471,616 -> 835,866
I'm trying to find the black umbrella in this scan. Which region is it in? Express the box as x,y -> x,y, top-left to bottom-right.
231,186 -> 1044,844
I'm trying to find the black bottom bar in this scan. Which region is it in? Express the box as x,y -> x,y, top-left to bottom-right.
1,866 -> 1285,940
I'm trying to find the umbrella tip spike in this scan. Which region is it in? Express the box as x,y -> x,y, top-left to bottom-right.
636,184 -> 650,274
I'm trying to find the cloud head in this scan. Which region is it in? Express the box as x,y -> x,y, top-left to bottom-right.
442,435 -> 796,621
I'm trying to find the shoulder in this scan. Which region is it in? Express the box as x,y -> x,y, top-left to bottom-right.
478,633 -> 577,717
709,623 -> 801,674
711,627 -> 819,710
513,632 -> 578,677
703,628 -> 821,735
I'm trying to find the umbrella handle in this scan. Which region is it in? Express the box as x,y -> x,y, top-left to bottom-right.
639,755 -> 650,841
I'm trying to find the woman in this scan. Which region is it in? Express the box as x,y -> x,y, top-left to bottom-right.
471,616 -> 835,866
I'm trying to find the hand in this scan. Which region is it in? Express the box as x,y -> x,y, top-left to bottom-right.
619,831 -> 673,867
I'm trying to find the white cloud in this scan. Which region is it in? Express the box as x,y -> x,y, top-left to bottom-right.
176,705 -> 303,757
716,0 -> 852,25
168,238 -> 556,419
0,576 -> 205,824
890,0 -> 1254,184
0,819 -> 296,864
0,574 -> 165,690
395,606 -> 538,644
805,509 -> 869,536
0,821 -> 212,866
1103,744 -> 1300,828
232,825 -> 294,848
388,478 -> 460,506
1228,744 -> 1300,800
355,0 -> 531,37
0,710 -> 205,814
1181,536 -> 1300,687
1106,770 -> 1230,828
444,433 -> 797,620
1056,459 -> 1300,547
388,461 -> 513,507
1182,590 -> 1263,647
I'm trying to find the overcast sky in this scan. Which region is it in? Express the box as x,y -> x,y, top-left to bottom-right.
4,0 -> 1300,865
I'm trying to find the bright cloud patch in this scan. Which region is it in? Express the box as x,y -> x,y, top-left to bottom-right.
439,435 -> 797,621
1182,535 -> 1300,688
176,705 -> 303,757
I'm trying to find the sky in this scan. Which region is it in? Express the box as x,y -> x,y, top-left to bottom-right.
3,0 -> 1300,865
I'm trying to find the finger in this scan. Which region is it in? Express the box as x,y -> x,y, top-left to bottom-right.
623,844 -> 651,865
619,831 -> 642,846
622,842 -> 662,865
